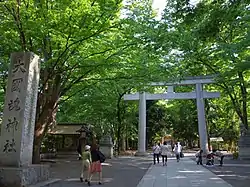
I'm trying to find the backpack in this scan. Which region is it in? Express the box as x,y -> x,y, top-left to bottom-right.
98,151 -> 106,163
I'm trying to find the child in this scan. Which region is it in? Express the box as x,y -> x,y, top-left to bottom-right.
80,145 -> 92,186
206,152 -> 214,165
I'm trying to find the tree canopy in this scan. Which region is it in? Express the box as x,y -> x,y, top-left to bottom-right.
0,0 -> 249,159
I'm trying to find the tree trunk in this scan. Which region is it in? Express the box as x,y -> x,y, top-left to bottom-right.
32,74 -> 61,164
116,93 -> 123,154
121,135 -> 126,151
207,134 -> 211,151
126,136 -> 129,150
188,139 -> 193,148
32,135 -> 43,164
32,105 -> 58,164
117,125 -> 121,154
238,71 -> 248,129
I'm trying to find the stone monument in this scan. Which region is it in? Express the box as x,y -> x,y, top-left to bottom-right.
238,123 -> 250,160
99,135 -> 113,159
0,52 -> 49,187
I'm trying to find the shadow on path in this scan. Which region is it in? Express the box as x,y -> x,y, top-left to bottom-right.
48,156 -> 152,187
190,157 -> 250,187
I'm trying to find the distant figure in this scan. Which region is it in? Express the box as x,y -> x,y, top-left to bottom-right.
161,141 -> 170,166
173,142 -> 182,162
167,144 -> 173,156
171,144 -> 175,152
195,150 -> 203,165
206,152 -> 214,165
212,150 -> 224,166
153,142 -> 161,164
240,123 -> 247,136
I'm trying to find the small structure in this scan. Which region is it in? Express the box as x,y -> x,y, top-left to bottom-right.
210,137 -> 224,151
48,123 -> 93,153
210,137 -> 223,142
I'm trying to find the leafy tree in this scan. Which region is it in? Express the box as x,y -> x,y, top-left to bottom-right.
159,0 -> 250,130
0,0 -> 139,163
146,100 -> 170,145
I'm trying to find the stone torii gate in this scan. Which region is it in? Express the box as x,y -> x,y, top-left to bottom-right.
124,76 -> 220,156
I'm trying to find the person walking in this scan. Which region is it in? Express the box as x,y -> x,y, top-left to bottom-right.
195,149 -> 203,165
173,142 -> 182,162
161,141 -> 169,166
89,144 -> 104,185
212,150 -> 224,166
152,142 -> 161,164
80,145 -> 92,184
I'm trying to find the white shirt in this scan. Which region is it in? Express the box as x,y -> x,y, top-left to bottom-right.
214,151 -> 223,157
153,145 -> 161,154
174,144 -> 182,153
161,145 -> 169,156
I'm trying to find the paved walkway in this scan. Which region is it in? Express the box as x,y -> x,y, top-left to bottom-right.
38,156 -> 151,187
32,155 -> 249,187
206,160 -> 250,187
189,156 -> 250,187
137,157 -> 233,187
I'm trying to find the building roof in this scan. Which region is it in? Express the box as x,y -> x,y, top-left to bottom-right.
210,137 -> 224,142
48,123 -> 92,135
57,122 -> 89,126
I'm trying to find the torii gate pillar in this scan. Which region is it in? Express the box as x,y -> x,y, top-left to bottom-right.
135,92 -> 147,156
196,83 -> 209,153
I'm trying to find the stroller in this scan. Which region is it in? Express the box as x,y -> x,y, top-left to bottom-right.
206,153 -> 214,165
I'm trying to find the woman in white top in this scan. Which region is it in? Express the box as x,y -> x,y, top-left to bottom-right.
152,143 -> 161,164
161,141 -> 169,166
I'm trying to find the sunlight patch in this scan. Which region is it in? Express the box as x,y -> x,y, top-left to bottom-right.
178,170 -> 205,173
210,177 -> 221,180
169,175 -> 187,179
101,163 -> 112,166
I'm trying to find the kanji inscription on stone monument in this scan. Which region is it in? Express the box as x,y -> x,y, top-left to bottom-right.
5,117 -> 18,136
2,57 -> 26,148
12,58 -> 26,73
3,139 -> 16,153
8,97 -> 21,111
11,78 -> 23,92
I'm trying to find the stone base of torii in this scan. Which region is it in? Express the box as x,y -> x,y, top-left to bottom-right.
124,76 -> 220,155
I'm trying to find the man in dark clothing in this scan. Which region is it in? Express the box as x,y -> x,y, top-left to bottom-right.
195,150 -> 203,165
